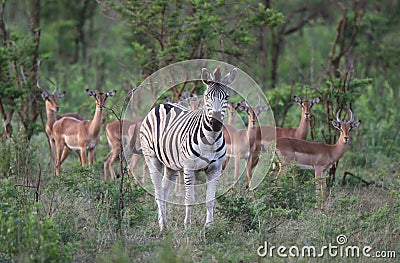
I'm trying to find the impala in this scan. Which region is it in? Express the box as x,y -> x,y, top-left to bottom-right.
38,80 -> 83,168
275,109 -> 360,208
179,91 -> 204,110
223,97 -> 263,188
103,117 -> 145,181
258,96 -> 320,150
227,102 -> 239,125
53,89 -> 116,176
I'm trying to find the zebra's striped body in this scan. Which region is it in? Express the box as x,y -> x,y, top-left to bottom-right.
140,67 -> 237,230
140,104 -> 226,171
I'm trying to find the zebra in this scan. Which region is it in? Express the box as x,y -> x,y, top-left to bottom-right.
138,66 -> 237,230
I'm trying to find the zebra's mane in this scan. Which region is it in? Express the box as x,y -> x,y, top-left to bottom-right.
164,102 -> 205,116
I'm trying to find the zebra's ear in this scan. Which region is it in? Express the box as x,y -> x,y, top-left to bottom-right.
201,68 -> 214,85
221,68 -> 237,86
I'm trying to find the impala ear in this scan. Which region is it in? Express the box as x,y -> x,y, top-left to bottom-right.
351,120 -> 361,129
86,89 -> 96,97
312,97 -> 320,104
238,104 -> 247,112
107,90 -> 116,97
331,119 -> 341,130
57,91 -> 66,98
294,96 -> 302,104
41,93 -> 48,101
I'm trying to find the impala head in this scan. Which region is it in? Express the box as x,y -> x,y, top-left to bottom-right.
86,89 -> 116,111
227,102 -> 239,121
38,80 -> 65,112
201,66 -> 237,132
294,96 -> 320,119
238,94 -> 260,126
179,91 -> 203,110
331,109 -> 361,144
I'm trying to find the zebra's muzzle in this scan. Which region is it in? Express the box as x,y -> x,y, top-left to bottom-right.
210,112 -> 223,131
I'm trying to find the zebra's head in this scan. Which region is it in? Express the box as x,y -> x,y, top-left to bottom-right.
201,66 -> 237,132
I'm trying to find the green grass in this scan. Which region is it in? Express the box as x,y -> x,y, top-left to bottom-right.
1,135 -> 399,262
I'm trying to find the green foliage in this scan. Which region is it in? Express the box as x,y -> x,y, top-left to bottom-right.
96,239 -> 130,263
247,3 -> 285,27
217,189 -> 258,231
0,179 -> 73,262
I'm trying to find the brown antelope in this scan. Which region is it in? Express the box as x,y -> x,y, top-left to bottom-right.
179,91 -> 204,110
103,117 -> 145,181
275,109 -> 361,209
258,96 -> 320,150
227,102 -> 239,125
53,89 -> 116,176
223,97 -> 262,188
38,80 -> 83,168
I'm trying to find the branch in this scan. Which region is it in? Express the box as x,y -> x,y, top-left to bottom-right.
342,171 -> 393,191
0,0 -> 7,45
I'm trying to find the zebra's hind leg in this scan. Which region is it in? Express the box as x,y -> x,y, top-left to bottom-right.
205,165 -> 222,227
145,155 -> 166,231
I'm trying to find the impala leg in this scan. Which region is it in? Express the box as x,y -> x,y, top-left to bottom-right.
55,140 -> 65,176
88,148 -> 96,167
245,155 -> 253,188
222,156 -> 230,170
145,155 -> 165,230
129,154 -> 141,182
183,168 -> 195,228
49,137 -> 56,169
108,149 -> 119,180
205,165 -> 221,227
314,167 -> 327,210
103,152 -> 111,181
104,149 -> 118,180
80,147 -> 87,166
234,155 -> 240,181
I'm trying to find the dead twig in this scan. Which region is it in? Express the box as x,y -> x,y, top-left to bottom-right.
342,171 -> 393,191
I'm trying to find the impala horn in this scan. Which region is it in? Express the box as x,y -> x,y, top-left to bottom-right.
47,78 -> 59,94
347,109 -> 354,124
37,79 -> 51,94
336,109 -> 342,123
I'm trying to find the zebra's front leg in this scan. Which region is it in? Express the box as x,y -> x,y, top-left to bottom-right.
205,165 -> 222,227
145,156 -> 166,230
183,168 -> 195,228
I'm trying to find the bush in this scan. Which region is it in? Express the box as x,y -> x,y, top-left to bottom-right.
0,178 -> 73,262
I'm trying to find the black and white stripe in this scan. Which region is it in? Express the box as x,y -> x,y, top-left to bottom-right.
139,66 -> 237,230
